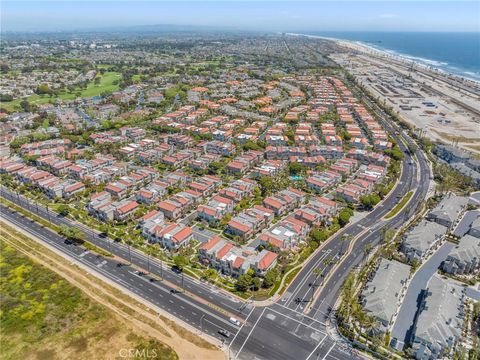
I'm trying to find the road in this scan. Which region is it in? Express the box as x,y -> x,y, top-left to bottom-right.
0,186 -> 251,319
390,241 -> 455,350
0,203 -> 241,345
0,83 -> 431,360
227,89 -> 431,359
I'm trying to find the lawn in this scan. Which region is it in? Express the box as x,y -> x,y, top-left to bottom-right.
0,231 -> 178,360
1,72 -> 121,112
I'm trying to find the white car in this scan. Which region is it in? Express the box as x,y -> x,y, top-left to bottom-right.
229,317 -> 241,326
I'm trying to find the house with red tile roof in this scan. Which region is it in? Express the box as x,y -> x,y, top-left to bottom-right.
62,181 -> 85,199
252,250 -> 278,276
152,223 -> 193,250
197,195 -> 234,224
114,200 -> 139,221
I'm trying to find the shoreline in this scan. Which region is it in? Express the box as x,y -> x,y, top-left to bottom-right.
287,32 -> 480,84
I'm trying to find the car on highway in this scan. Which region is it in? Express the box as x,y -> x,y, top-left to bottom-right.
218,329 -> 231,338
229,317 -> 241,326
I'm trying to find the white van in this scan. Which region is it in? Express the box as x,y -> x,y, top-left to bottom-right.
229,317 -> 241,326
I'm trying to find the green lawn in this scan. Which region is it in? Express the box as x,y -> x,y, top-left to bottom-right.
1,72 -> 121,112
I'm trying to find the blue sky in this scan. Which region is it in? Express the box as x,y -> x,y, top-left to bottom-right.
2,1 -> 479,32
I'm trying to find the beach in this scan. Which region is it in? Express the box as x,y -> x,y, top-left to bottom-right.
288,33 -> 480,154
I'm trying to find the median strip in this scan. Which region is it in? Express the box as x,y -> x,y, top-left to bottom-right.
384,191 -> 413,219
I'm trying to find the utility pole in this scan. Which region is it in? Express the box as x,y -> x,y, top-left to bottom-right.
200,314 -> 205,330
128,242 -> 132,264
46,205 -> 51,223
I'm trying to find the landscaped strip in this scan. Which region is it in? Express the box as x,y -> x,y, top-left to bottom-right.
384,191 -> 413,219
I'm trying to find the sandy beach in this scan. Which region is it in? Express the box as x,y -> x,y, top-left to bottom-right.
293,34 -> 480,154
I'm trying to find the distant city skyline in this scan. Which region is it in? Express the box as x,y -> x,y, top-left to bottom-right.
2,1 -> 479,33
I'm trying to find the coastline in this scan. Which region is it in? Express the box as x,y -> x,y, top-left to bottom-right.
287,32 -> 480,84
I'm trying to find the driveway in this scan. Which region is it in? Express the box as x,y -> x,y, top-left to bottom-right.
390,241 -> 455,350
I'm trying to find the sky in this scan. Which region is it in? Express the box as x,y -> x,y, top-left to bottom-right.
2,1 -> 479,33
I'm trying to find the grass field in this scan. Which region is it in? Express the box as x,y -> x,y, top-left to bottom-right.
0,231 -> 178,360
1,72 -> 121,112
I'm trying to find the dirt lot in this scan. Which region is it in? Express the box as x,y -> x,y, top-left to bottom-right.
0,221 -> 226,360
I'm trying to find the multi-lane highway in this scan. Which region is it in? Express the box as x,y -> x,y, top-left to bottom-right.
0,85 -> 431,359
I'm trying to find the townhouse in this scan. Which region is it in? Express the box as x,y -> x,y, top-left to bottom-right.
263,188 -> 306,216
199,236 -> 278,277
197,195 -> 235,224
226,205 -> 274,240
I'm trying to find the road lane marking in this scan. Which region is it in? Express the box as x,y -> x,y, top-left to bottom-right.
234,308 -> 266,360
305,334 -> 328,360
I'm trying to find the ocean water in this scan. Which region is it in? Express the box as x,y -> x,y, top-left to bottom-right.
304,31 -> 480,82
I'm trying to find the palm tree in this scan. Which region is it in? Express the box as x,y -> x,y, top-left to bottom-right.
363,315 -> 378,336
322,256 -> 334,270
363,243 -> 373,265
312,267 -> 322,280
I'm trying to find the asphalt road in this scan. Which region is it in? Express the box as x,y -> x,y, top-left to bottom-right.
0,204 -> 241,345
390,241 -> 455,350
0,87 -> 431,360
0,185 -> 251,319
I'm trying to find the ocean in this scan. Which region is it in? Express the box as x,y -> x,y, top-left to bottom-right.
304,31 -> 480,82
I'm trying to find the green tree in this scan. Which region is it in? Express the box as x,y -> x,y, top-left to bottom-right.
59,225 -> 83,240
57,204 -> 70,216
338,208 -> 354,227
36,84 -> 50,95
310,228 -> 329,243
359,194 -> 381,210
262,268 -> 278,288
173,255 -> 188,271
251,277 -> 261,291
288,162 -> 305,175
235,274 -> 252,292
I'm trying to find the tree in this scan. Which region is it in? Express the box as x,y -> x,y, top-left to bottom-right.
0,93 -> 13,102
59,225 -> 83,240
235,274 -> 252,292
35,84 -> 50,95
20,99 -> 32,112
57,204 -> 70,216
262,268 -> 278,288
338,208 -> 354,227
42,118 -> 50,129
220,213 -> 231,227
258,176 -> 274,196
359,194 -> 381,210
208,161 -> 223,175
202,268 -> 218,283
310,228 -> 329,243
173,255 -> 188,271
251,277 -> 261,291
288,162 -> 305,175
